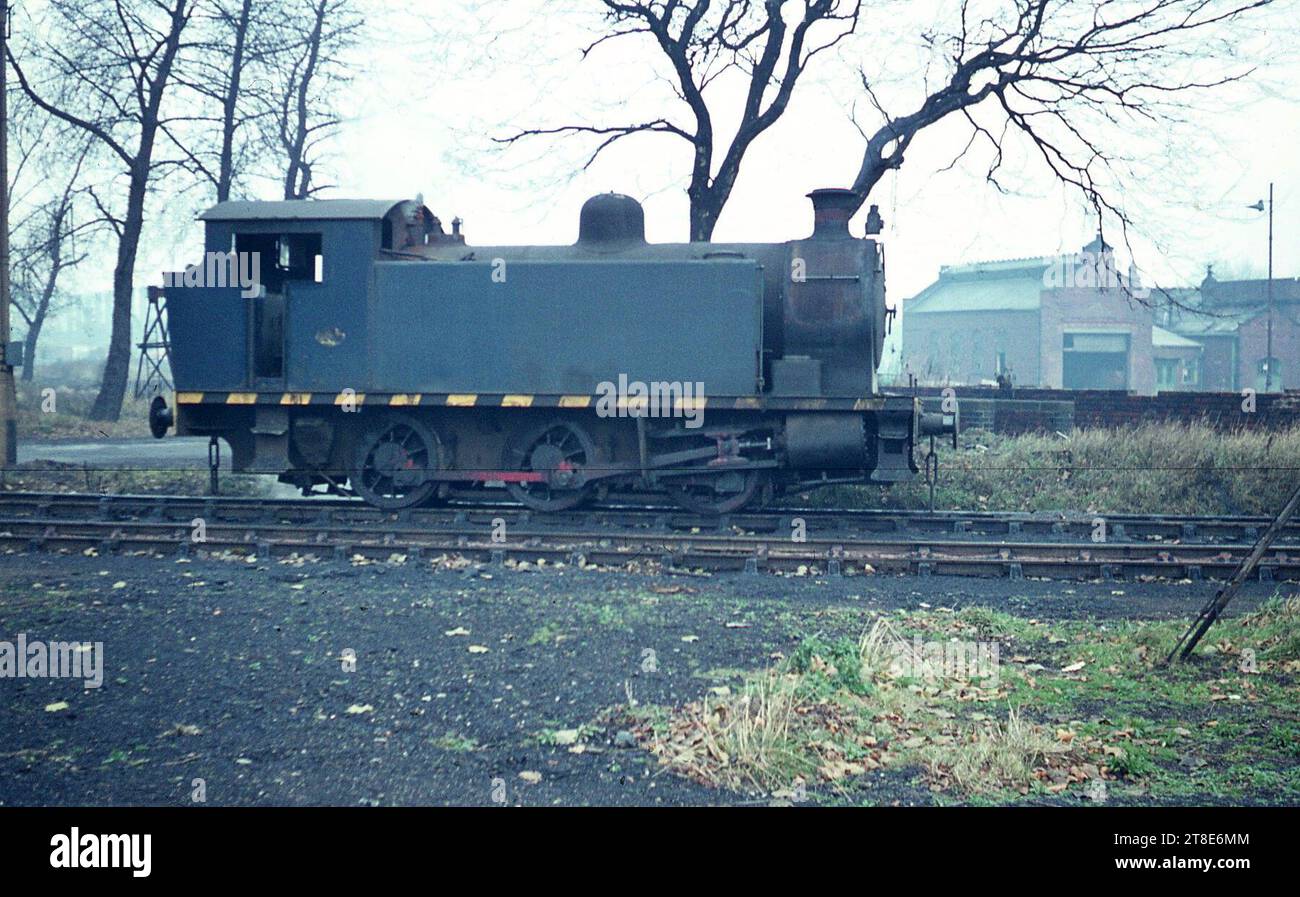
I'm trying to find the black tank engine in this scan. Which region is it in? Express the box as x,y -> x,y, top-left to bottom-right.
152,188 -> 955,513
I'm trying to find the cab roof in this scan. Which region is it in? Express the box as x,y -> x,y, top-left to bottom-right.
199,199 -> 411,221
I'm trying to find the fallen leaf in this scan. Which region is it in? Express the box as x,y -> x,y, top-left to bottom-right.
519,770 -> 542,784
44,701 -> 69,713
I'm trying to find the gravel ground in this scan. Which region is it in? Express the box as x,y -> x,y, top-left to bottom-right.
0,550 -> 1279,806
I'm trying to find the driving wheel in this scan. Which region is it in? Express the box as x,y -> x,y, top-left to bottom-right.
665,469 -> 764,515
503,420 -> 596,512
351,415 -> 441,510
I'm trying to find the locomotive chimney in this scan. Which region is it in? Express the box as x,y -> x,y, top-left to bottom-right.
807,188 -> 859,240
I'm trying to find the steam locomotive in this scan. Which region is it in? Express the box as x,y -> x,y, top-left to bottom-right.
150,188 -> 956,513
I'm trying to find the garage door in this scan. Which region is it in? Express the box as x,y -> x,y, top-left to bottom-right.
1063,332 -> 1129,390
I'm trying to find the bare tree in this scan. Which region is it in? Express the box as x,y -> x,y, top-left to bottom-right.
498,0 -> 861,241
5,94 -> 100,382
266,0 -> 363,199
10,141 -> 98,382
169,0 -> 282,202
846,0 -> 1275,247
7,0 -> 197,421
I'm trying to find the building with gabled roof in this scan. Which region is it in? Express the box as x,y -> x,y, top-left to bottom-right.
1160,271 -> 1300,391
903,244 -> 1298,394
902,239 -> 1159,394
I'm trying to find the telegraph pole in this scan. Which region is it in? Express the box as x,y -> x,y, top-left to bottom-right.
1263,180 -> 1274,390
0,0 -> 16,466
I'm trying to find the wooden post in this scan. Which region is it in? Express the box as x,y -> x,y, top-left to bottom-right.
1168,480 -> 1300,663
0,0 -> 18,466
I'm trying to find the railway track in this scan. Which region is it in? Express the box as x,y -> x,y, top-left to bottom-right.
0,490 -> 1297,582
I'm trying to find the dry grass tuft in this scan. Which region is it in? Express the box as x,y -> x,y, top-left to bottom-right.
820,421 -> 1300,516
1234,595 -> 1300,664
920,708 -> 1066,794
648,671 -> 815,792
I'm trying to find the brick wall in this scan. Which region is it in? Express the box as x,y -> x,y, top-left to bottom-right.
912,386 -> 1300,433
1197,335 -> 1238,392
902,309 -> 1040,384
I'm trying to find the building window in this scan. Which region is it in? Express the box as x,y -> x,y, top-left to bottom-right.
1156,359 -> 1179,389
1256,357 -> 1282,391
1183,358 -> 1200,387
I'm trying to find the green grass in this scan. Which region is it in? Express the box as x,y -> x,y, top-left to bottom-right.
430,733 -> 479,752
526,623 -> 565,646
807,422 -> 1300,517
635,594 -> 1300,804
789,634 -> 871,696
955,606 -> 1048,643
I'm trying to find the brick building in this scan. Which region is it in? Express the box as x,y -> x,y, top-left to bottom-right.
903,244 -> 1298,394
903,240 -> 1160,394
1162,273 -> 1300,391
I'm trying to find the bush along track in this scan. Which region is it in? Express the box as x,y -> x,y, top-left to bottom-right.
627,596 -> 1300,804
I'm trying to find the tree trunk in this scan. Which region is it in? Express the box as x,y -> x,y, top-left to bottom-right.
283,0 -> 325,200
21,324 -> 40,382
847,160 -> 891,217
88,168 -> 147,422
688,186 -> 722,242
22,237 -> 60,385
217,0 -> 253,202
88,0 -> 183,421
689,204 -> 716,242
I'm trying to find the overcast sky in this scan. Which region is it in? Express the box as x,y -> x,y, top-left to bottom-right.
109,0 -> 1300,307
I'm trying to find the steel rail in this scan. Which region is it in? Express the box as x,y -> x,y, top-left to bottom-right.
1,506 -> 1296,582
0,490 -> 1293,546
